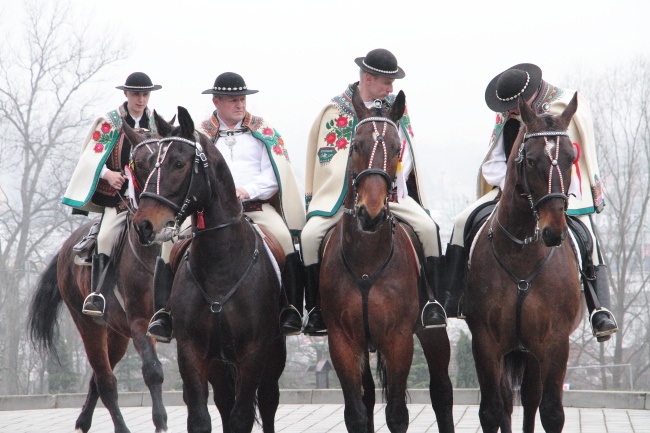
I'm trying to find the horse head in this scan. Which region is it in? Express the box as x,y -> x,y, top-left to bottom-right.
347,86 -> 405,232
132,106 -> 218,245
510,92 -> 578,247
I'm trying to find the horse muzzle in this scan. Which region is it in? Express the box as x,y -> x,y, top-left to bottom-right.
357,205 -> 387,233
134,217 -> 177,245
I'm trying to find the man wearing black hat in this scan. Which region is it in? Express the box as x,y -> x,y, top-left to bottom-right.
146,72 -> 306,341
62,72 -> 163,318
443,63 -> 618,342
301,48 -> 448,335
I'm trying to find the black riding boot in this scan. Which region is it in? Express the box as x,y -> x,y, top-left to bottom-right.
279,252 -> 304,336
82,253 -> 110,317
440,244 -> 466,318
303,263 -> 327,336
584,264 -> 618,342
421,256 -> 447,328
146,257 -> 175,343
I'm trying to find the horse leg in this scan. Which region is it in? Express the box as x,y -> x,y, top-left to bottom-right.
130,319 -> 168,432
499,368 -> 513,433
361,355 -> 375,433
178,341 -> 212,433
472,333 -> 504,433
208,359 -> 235,433
230,352 -> 267,433
538,343 -> 570,433
329,332 -> 368,433
380,336 -> 413,433
71,315 -> 131,433
416,328 -> 454,433
256,338 -> 286,433
520,355 -> 542,433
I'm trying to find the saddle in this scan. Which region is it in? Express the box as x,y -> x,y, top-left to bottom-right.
463,200 -> 498,251
168,222 -> 286,273
73,221 -> 101,266
566,215 -> 594,275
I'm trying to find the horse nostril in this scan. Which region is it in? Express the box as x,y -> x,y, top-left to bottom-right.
138,220 -> 154,240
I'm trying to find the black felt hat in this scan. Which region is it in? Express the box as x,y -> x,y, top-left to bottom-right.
354,48 -> 405,79
485,63 -> 542,112
201,72 -> 259,95
115,72 -> 162,91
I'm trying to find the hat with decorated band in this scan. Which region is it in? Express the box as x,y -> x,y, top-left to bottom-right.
115,72 -> 162,91
201,72 -> 259,95
485,63 -> 542,112
355,48 -> 406,79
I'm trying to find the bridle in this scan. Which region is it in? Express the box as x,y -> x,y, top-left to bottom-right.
343,115 -> 399,218
498,129 -> 571,245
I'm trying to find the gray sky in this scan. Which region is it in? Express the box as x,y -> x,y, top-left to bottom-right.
3,0 -> 649,231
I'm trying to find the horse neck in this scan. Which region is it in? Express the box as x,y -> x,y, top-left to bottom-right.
493,184 -> 542,252
340,212 -> 393,271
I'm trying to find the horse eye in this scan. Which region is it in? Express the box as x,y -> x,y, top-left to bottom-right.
174,161 -> 184,169
526,158 -> 536,168
351,144 -> 358,153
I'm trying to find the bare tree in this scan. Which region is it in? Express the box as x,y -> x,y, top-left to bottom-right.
566,57 -> 650,391
0,1 -> 125,394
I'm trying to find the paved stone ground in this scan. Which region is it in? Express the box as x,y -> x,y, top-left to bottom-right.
3,403 -> 650,432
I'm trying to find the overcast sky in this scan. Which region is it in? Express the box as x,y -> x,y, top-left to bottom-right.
2,0 -> 648,232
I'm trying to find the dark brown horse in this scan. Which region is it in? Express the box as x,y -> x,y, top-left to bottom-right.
465,94 -> 584,433
132,107 -> 286,433
320,87 -> 454,433
27,121 -> 172,433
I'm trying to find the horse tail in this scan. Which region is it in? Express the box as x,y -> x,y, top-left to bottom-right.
376,351 -> 388,401
504,350 -> 527,403
27,253 -> 63,360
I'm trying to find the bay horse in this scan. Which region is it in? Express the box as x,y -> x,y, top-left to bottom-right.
464,93 -> 584,433
27,118 -> 174,433
320,88 -> 454,433
131,107 -> 286,433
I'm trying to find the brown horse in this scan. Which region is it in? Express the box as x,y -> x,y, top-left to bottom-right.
132,107 -> 286,433
27,121 -> 172,433
319,87 -> 454,433
464,94 -> 584,433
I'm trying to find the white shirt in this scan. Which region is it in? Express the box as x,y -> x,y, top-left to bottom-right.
214,116 -> 278,201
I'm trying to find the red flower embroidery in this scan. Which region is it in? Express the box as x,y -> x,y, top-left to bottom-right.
277,137 -> 284,145
407,125 -> 414,137
336,116 -> 348,127
273,145 -> 283,155
325,133 -> 336,144
93,143 -> 104,153
263,127 -> 273,136
336,138 -> 348,149
92,131 -> 101,141
101,122 -> 111,133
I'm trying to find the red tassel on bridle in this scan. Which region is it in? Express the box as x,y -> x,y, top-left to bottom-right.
196,211 -> 205,230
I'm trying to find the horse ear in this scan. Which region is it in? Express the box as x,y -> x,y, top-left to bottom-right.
351,84 -> 370,120
519,96 -> 536,126
389,90 -> 406,123
121,120 -> 145,145
559,92 -> 578,129
177,106 -> 195,138
153,110 -> 173,137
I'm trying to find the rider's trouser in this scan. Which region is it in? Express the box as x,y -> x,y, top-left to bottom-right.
97,206 -> 127,256
301,195 -> 441,267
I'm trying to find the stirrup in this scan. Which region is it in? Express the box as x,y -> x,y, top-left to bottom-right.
590,307 -> 618,338
74,255 -> 93,267
422,300 -> 447,329
82,293 -> 105,317
146,309 -> 173,343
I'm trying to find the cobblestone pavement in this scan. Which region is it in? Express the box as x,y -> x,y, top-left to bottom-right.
3,403 -> 650,432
